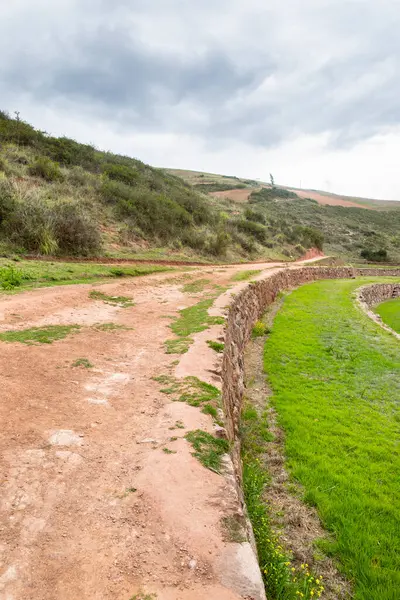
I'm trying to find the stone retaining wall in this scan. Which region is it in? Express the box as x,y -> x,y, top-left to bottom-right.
357,282 -> 400,307
222,267 -> 400,490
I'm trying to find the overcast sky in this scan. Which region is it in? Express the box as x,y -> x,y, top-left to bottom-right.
1,0 -> 400,200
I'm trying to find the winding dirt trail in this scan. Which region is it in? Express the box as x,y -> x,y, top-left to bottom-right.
0,259 -> 319,600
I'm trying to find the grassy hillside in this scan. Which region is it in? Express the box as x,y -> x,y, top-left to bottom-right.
0,112 -> 326,262
1,111 -> 399,263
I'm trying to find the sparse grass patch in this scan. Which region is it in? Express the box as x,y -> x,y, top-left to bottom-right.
163,448 -> 176,454
207,339 -> 224,353
165,297 -> 225,354
182,278 -> 211,293
72,357 -> 93,368
374,297 -> 400,333
165,337 -> 192,354
89,290 -> 134,307
0,324 -> 80,345
185,429 -> 229,473
231,269 -> 262,281
92,322 -> 132,332
169,420 -> 185,430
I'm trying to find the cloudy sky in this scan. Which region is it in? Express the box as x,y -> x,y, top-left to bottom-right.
1,0 -> 400,199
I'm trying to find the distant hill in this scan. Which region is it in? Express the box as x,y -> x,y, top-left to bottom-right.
0,112 -> 399,263
167,168 -> 400,263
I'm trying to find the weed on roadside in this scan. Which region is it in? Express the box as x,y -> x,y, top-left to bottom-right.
165,338 -> 192,354
155,375 -> 221,410
89,290 -> 134,307
207,339 -> 224,353
252,320 -> 270,337
185,429 -> 229,473
72,357 -> 93,368
92,322 -> 132,332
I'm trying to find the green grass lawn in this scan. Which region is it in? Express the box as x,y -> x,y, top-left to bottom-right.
263,278 -> 400,600
0,259 -> 171,292
374,297 -> 400,333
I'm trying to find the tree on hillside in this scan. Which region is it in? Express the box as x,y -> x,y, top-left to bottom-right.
270,173 -> 275,187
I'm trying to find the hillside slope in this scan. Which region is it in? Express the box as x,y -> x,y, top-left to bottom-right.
0,113 -> 328,263
169,169 -> 400,263
0,112 -> 399,263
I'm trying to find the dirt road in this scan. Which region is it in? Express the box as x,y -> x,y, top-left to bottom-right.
0,260 -> 312,600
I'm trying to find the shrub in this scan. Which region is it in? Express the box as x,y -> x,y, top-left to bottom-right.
42,136 -> 99,171
102,180 -> 193,240
252,321 -> 270,337
244,208 -> 266,224
3,198 -> 57,254
360,248 -> 388,262
0,265 -> 24,289
103,163 -> 138,186
52,202 -> 101,255
204,229 -> 231,256
235,219 -> 267,243
67,166 -> 91,187
29,156 -> 63,182
0,179 -> 15,225
0,116 -> 40,147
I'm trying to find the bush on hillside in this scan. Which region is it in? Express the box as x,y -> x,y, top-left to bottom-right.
42,136 -> 99,171
102,180 -> 193,240
102,163 -> 139,186
0,179 -> 15,225
204,229 -> 231,256
360,247 -> 388,262
29,156 -> 63,182
3,197 -> 57,254
244,207 -> 267,224
0,115 -> 40,147
53,202 -> 101,255
234,219 -> 267,243
250,187 -> 298,202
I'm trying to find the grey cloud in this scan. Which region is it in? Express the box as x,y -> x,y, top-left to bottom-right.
1,0 -> 400,149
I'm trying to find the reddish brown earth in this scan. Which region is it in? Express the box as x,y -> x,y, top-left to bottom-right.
0,259 -> 322,600
287,189 -> 372,209
211,189 -> 255,203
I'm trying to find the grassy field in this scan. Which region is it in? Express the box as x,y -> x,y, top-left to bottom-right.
374,297 -> 400,333
262,278 -> 400,599
0,259 -> 171,293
